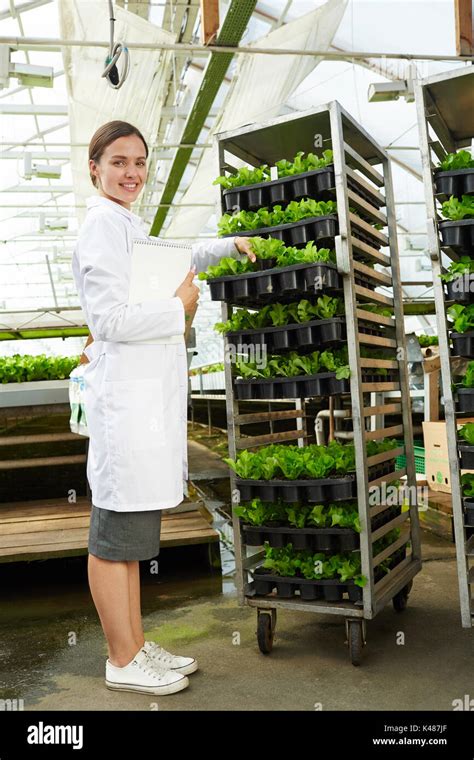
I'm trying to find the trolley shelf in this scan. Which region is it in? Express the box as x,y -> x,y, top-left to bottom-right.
214,101 -> 422,664
415,65 -> 474,628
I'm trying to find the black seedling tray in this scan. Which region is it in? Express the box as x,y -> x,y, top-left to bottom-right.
439,219 -> 474,254
463,498 -> 474,527
371,504 -> 402,532
234,459 -> 397,506
251,567 -> 363,603
368,460 -> 398,481
233,369 -> 398,401
242,503 -> 400,550
222,214 -> 338,248
459,443 -> 474,469
243,525 -> 359,552
456,387 -> 474,413
223,214 -> 384,252
358,322 -> 393,339
375,546 -> 406,581
354,274 -> 376,291
250,546 -> 405,601
451,331 -> 474,358
226,317 -> 346,353
208,261 -> 341,305
234,371 -> 345,400
236,476 -> 355,503
347,177 -> 386,210
445,275 -> 474,303
434,168 -> 474,200
222,167 -> 336,213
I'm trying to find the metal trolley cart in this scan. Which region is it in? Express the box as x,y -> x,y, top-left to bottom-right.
415,66 -> 474,628
211,103 -> 421,664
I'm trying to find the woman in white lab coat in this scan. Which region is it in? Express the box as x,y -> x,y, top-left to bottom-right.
73,120 -> 255,696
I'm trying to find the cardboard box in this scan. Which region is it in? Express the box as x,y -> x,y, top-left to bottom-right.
423,421 -> 450,493
423,418 -> 474,494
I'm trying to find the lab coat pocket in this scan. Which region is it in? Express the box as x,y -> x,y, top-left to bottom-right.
104,377 -> 166,460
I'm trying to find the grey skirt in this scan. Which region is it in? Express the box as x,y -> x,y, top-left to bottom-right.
88,504 -> 162,561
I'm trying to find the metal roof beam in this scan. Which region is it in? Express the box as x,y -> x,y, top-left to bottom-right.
0,104 -> 68,115
3,121 -> 69,152
3,37 -> 472,62
0,186 -> 73,193
0,151 -> 69,159
0,0 -> 52,21
149,0 -> 258,235
127,1 -> 150,20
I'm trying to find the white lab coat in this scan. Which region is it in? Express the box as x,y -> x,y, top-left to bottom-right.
72,195 -> 239,512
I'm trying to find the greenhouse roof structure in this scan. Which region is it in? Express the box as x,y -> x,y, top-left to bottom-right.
0,0 -> 472,356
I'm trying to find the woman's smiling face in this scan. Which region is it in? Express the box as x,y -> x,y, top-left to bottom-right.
89,134 -> 148,209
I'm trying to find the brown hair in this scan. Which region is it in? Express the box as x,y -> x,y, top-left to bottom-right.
88,120 -> 149,188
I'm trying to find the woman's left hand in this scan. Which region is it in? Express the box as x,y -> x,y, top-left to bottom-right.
234,236 -> 256,263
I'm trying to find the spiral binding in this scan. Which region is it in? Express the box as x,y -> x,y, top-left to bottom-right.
133,237 -> 192,251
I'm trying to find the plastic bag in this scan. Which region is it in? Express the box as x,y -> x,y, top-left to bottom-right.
68,365 -> 89,437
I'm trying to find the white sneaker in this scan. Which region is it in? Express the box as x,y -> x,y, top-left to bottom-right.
143,640 -> 198,676
106,648 -> 189,695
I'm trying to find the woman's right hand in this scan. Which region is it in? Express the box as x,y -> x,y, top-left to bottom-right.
175,268 -> 200,317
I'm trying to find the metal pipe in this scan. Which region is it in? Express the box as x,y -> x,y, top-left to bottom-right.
315,409 -> 351,445
1,36 -> 473,62
0,104 -> 68,115
1,142 -> 212,149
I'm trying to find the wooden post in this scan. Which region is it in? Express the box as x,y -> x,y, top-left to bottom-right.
454,0 -> 473,55
200,0 -> 220,45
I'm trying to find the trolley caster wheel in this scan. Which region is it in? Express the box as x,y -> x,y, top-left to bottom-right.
345,619 -> 366,666
257,609 -> 276,655
393,583 -> 411,612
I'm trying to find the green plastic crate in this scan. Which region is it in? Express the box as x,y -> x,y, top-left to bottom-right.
395,444 -> 425,475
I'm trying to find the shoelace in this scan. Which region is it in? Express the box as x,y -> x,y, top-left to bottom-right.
132,654 -> 167,681
151,646 -> 175,666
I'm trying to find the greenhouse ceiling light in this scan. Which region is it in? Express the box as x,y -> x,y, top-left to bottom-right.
368,64 -> 416,104
367,81 -> 414,103
0,46 -> 53,89
24,154 -> 62,180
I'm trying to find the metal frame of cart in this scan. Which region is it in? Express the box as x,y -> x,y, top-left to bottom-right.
213,101 -> 422,663
414,66 -> 474,628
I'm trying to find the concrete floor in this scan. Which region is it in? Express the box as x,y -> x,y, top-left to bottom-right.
0,431 -> 472,711
0,527 -> 472,712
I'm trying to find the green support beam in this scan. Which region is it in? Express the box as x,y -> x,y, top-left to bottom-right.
403,301 -> 436,315
149,0 -> 258,236
0,328 -> 88,342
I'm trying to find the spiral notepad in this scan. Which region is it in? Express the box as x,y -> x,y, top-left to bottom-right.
129,237 -> 193,344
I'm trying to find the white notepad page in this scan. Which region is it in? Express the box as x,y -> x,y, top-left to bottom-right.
129,237 -> 193,344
